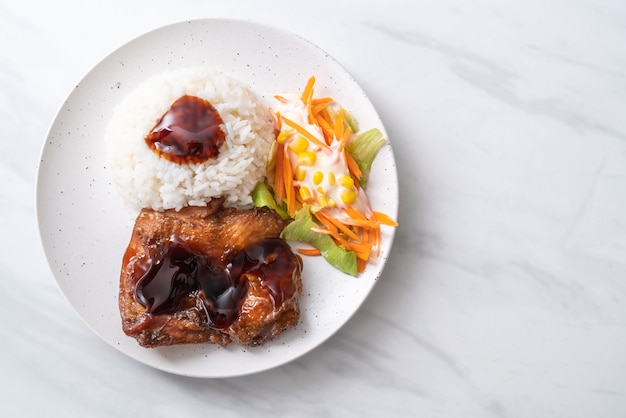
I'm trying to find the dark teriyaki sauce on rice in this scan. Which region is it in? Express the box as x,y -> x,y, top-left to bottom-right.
145,95 -> 226,164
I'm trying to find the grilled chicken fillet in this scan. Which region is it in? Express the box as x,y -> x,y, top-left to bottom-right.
119,199 -> 302,348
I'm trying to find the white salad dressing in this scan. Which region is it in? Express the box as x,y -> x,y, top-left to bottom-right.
274,96 -> 374,219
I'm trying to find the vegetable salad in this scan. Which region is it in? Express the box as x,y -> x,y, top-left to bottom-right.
253,77 -> 397,276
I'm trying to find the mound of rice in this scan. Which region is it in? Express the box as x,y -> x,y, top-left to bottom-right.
105,67 -> 275,211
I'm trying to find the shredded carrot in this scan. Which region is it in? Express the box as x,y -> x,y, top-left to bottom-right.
348,243 -> 372,261
316,210 -> 361,241
275,111 -> 282,131
301,76 -> 316,103
366,224 -> 378,254
315,114 -> 335,145
373,222 -> 381,257
313,211 -> 341,241
345,152 -> 362,180
282,117 -> 328,149
297,248 -> 322,257
373,211 -> 398,226
307,103 -> 316,126
311,97 -> 333,106
283,147 -> 295,215
317,107 -> 333,127
342,208 -> 379,228
321,224 -> 371,261
274,143 -> 285,203
337,128 -> 351,153
313,212 -> 371,260
333,108 -> 345,143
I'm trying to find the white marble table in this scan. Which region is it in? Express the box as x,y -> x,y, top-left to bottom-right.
2,0 -> 625,416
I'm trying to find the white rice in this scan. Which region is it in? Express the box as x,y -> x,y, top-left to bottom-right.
105,67 -> 275,211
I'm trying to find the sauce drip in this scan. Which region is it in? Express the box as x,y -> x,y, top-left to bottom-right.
229,239 -> 300,307
133,238 -> 300,329
144,95 -> 225,164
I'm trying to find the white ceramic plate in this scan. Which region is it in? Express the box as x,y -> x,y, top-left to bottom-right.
36,19 -> 398,378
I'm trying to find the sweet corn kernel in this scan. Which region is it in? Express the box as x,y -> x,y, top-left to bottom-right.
295,166 -> 306,182
318,195 -> 329,207
338,175 -> 354,189
341,188 -> 357,205
288,135 -> 308,153
312,171 -> 323,185
299,186 -> 312,201
298,151 -> 316,166
317,186 -> 325,194
327,172 -> 336,186
276,129 -> 292,144
327,198 -> 337,207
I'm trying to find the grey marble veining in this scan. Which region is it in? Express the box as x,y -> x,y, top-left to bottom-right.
2,0 -> 625,416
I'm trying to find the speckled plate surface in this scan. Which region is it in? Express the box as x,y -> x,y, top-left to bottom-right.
36,19 -> 398,378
